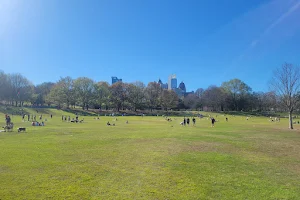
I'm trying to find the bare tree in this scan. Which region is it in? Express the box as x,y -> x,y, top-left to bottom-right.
8,73 -> 33,106
109,82 -> 127,111
202,86 -> 225,111
270,63 -> 300,129
183,94 -> 198,109
160,90 -> 178,111
145,82 -> 162,111
0,71 -> 9,102
127,81 -> 146,111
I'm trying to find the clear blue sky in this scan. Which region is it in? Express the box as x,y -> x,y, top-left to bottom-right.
1,0 -> 300,92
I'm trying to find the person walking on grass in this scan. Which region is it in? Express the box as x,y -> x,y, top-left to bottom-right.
187,118 -> 190,126
192,117 -> 196,126
211,117 -> 216,127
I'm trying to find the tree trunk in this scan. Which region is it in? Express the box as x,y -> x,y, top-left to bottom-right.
289,111 -> 293,129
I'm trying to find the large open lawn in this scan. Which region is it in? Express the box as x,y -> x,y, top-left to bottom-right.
1,110 -> 300,199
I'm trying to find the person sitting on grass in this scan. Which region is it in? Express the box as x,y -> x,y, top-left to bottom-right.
107,121 -> 111,126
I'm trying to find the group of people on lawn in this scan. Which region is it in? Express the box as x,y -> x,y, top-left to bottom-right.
181,117 -> 196,126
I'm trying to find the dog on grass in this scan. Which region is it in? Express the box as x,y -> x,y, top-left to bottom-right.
18,127 -> 26,132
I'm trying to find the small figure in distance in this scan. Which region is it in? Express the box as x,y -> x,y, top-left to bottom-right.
126,120 -> 128,124
192,117 -> 196,126
226,117 -> 228,122
211,117 -> 216,127
187,118 -> 190,126
107,121 -> 111,126
183,117 -> 186,126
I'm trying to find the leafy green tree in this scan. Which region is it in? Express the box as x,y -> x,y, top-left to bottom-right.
33,82 -> 55,106
94,81 -> 111,110
46,77 -> 74,108
73,77 -> 95,110
221,79 -> 252,111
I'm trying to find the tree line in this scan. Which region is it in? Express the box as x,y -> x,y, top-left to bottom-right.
1,64 -> 299,126
0,70 -> 281,112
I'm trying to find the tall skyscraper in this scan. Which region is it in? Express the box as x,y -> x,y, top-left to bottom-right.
158,78 -> 168,89
111,76 -> 122,84
168,74 -> 177,90
178,81 -> 186,93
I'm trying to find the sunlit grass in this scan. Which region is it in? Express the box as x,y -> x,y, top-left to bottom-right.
0,111 -> 299,199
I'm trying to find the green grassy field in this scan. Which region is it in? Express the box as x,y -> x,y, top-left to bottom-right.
0,110 -> 300,199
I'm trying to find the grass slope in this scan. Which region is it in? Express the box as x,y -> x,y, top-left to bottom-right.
0,111 -> 299,199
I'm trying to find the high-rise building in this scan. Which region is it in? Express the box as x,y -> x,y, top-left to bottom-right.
111,76 -> 122,84
168,74 -> 177,90
178,81 -> 186,93
158,78 -> 168,89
